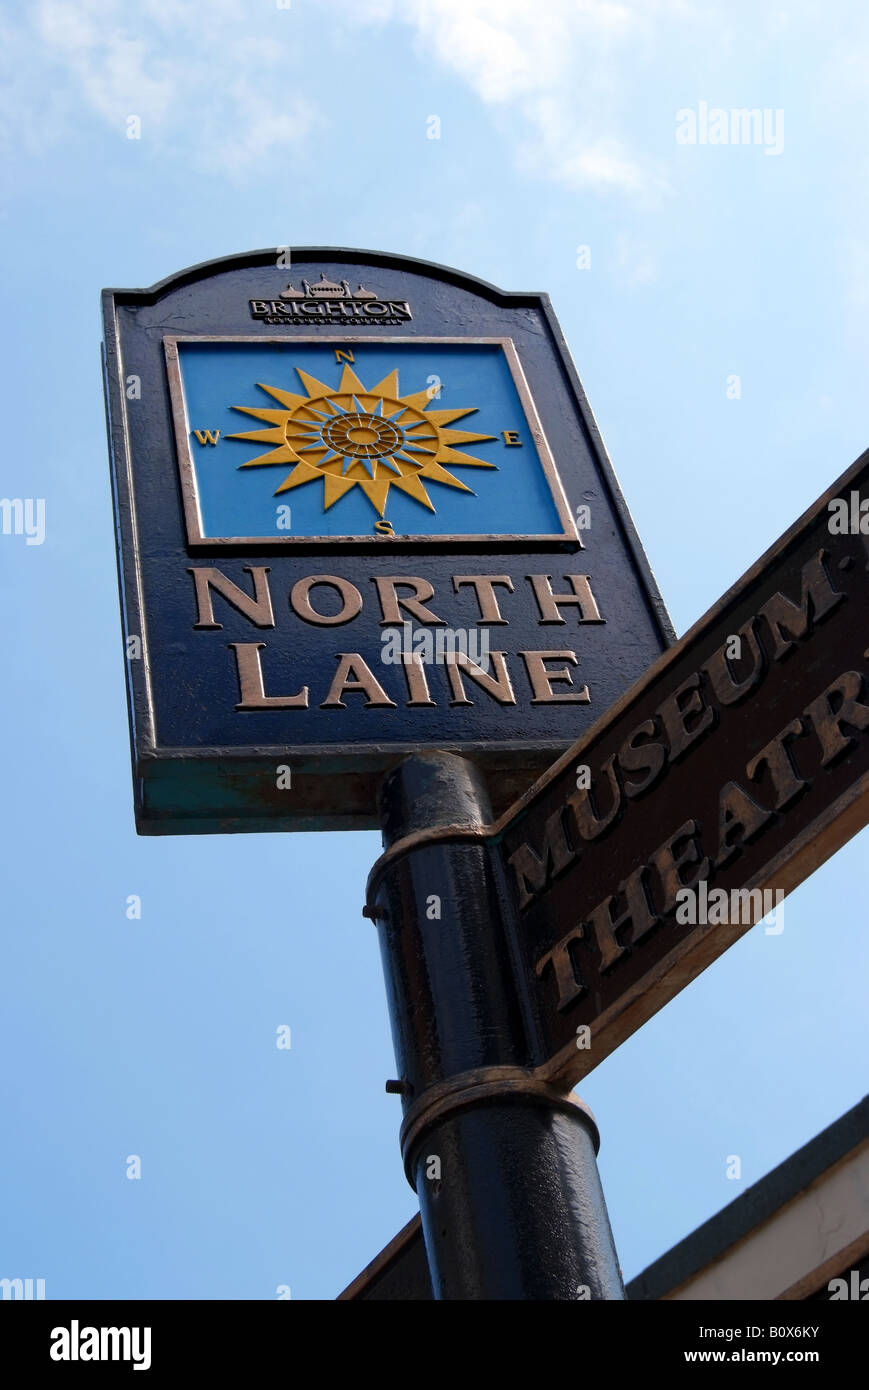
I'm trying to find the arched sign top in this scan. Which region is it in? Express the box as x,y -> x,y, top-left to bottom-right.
105,246 -> 547,309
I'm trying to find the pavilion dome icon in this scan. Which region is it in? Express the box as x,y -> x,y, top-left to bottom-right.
278,275 -> 381,302
302,273 -> 353,298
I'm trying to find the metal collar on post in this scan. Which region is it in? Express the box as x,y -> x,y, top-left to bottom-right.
398,1065 -> 600,1188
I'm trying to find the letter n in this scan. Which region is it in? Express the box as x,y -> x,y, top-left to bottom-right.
189,566 -> 275,629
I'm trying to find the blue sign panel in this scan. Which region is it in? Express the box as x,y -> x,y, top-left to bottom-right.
170,339 -> 572,545
103,249 -> 673,833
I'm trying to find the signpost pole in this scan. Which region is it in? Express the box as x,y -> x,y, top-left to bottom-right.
367,750 -> 625,1300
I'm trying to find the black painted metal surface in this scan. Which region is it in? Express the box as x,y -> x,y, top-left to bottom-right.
369,752 -> 625,1300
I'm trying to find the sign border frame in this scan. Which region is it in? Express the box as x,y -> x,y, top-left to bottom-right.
164,333 -> 580,548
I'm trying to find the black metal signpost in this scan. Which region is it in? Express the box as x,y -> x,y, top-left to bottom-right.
369,751 -> 623,1299
103,247 -> 869,1304
104,246 -> 665,1300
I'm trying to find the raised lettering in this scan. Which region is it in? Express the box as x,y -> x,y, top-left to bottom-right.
716,780 -> 773,865
758,550 -> 844,660
445,651 -> 516,705
508,808 -> 576,910
372,576 -> 445,626
648,819 -> 711,919
229,642 -> 308,709
566,756 -> 621,840
804,669 -> 869,766
527,574 -> 604,625
658,674 -> 715,761
746,719 -> 809,808
452,575 -> 514,623
703,621 -> 765,705
290,575 -> 363,625
190,566 -> 274,630
535,927 -> 587,1011
617,719 -> 667,797
520,651 -> 590,704
584,866 -> 654,971
321,654 -> 397,708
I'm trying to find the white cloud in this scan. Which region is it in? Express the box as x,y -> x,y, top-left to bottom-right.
0,0 -> 736,199
515,94 -> 665,197
344,0 -> 680,195
0,0 -> 319,173
208,81 -> 317,177
402,0 -> 634,103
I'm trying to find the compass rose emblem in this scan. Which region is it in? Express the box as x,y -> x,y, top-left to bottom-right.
229,363 -> 496,518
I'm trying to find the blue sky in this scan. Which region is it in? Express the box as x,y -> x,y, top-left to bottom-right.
0,0 -> 867,1299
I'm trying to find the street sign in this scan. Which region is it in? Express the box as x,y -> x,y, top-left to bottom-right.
494,448 -> 869,1088
103,248 -> 672,833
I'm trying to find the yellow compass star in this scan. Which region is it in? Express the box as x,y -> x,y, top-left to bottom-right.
227,364 -> 496,518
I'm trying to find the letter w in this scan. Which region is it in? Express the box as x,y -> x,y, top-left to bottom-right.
193,430 -> 220,445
